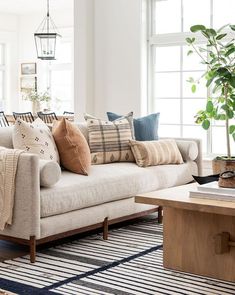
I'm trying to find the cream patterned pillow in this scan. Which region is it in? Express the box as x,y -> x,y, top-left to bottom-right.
13,118 -> 60,163
129,139 -> 183,167
85,113 -> 134,164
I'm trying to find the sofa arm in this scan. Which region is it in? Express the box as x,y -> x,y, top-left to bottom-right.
175,138 -> 202,176
0,153 -> 41,239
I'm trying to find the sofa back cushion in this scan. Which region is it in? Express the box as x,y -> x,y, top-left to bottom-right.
0,126 -> 13,148
52,118 -> 91,175
85,113 -> 134,164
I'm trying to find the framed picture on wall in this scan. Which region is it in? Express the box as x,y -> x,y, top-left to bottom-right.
21,63 -> 37,75
20,76 -> 37,92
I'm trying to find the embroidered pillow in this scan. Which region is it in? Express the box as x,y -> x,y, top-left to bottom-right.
129,139 -> 183,167
12,118 -> 60,163
85,113 -> 134,164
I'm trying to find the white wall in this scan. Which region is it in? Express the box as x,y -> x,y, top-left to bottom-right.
74,0 -> 144,120
0,13 -> 19,112
74,0 -> 94,120
94,0 -> 143,119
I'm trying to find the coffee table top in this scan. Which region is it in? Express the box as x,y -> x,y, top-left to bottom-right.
135,183 -> 235,216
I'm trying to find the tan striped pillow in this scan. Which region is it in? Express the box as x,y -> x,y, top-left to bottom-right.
85,113 -> 134,164
129,139 -> 183,167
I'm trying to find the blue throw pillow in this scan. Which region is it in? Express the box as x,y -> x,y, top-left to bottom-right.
107,112 -> 160,141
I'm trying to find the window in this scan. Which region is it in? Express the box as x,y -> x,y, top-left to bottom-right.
0,44 -> 5,111
48,41 -> 73,113
148,0 -> 235,155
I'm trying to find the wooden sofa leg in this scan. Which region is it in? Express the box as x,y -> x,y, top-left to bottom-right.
158,206 -> 163,224
103,217 -> 109,240
30,236 -> 36,263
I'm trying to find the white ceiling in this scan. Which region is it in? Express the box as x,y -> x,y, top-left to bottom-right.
0,0 -> 73,15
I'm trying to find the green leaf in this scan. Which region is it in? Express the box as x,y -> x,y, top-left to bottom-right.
233,133 -> 235,141
217,114 -> 226,120
229,125 -> 235,134
207,28 -> 217,36
202,119 -> 210,130
217,67 -> 230,77
225,47 -> 235,57
229,76 -> 235,88
191,84 -> 196,93
187,77 -> 194,83
206,78 -> 214,87
230,25 -> 235,31
221,104 -> 229,111
216,33 -> 227,40
227,109 -> 234,119
187,50 -> 193,56
186,37 -> 195,44
206,101 -> 213,112
190,25 -> 206,33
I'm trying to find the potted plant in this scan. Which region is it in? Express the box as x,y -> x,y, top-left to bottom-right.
186,24 -> 235,174
23,90 -> 51,114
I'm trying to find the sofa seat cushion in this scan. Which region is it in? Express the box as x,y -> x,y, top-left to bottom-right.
40,161 -> 197,218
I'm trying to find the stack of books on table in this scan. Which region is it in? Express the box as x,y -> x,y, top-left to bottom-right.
189,181 -> 235,202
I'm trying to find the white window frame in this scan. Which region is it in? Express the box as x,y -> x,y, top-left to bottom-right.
147,0 -> 231,156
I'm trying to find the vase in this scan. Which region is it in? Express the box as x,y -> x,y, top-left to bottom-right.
32,101 -> 40,115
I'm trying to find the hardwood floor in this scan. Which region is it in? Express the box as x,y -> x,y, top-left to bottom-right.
0,240 -> 28,262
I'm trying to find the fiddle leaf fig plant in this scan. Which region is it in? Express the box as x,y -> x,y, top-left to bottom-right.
186,24 -> 235,159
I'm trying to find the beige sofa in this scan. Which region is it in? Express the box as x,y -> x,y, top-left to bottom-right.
0,125 -> 202,262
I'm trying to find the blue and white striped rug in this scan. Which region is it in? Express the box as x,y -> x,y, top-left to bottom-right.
0,218 -> 235,295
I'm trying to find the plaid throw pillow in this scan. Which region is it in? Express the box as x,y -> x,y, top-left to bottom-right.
85,113 -> 134,164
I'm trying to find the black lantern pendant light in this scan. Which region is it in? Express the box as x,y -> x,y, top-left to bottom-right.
34,0 -> 61,60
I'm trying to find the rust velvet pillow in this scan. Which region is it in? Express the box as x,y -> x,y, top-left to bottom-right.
52,118 -> 91,175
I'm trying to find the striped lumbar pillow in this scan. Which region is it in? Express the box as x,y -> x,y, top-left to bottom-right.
129,139 -> 183,167
85,113 -> 134,164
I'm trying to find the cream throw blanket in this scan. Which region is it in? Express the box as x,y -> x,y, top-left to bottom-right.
0,147 -> 24,230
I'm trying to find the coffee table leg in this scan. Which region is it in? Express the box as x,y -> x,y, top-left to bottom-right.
163,206 -> 235,282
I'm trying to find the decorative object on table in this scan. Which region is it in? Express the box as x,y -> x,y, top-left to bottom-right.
192,173 -> 220,184
189,180 -> 235,201
12,118 -> 59,163
20,76 -> 37,92
21,63 -> 37,75
129,139 -> 183,167
107,112 -> 160,141
52,118 -> 91,175
218,170 -> 235,188
23,90 -> 51,114
0,111 -> 9,127
37,111 -> 58,124
34,0 -> 61,60
186,24 -> 235,177
13,111 -> 34,123
84,113 -> 134,164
